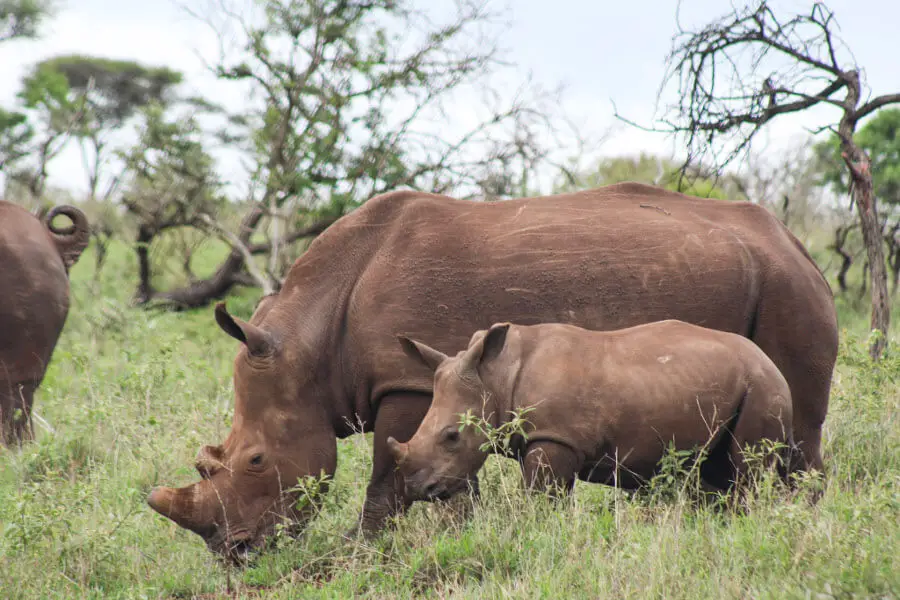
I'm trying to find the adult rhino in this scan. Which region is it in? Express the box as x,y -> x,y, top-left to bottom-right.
0,201 -> 90,445
148,182 -> 837,560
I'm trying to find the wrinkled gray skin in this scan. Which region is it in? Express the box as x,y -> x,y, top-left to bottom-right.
390,320 -> 798,498
147,182 -> 836,561
0,202 -> 90,445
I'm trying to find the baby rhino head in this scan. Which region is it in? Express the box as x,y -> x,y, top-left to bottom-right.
388,323 -> 512,500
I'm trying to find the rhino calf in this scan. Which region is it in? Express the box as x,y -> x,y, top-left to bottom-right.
388,320 -> 796,499
0,201 -> 89,445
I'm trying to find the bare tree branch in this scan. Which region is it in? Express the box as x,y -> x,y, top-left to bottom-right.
196,213 -> 276,295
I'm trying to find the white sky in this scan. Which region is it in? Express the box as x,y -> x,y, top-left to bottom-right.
1,0 -> 898,197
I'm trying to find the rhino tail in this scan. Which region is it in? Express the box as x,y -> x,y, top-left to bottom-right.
44,205 -> 90,271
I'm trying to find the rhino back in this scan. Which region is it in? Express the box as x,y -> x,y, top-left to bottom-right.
340,184 -> 816,403
506,321 -> 764,456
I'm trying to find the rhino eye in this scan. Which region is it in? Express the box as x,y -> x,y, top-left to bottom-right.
249,454 -> 264,467
442,427 -> 460,444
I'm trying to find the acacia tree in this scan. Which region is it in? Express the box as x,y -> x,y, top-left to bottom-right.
34,55 -> 184,204
132,0 -> 566,307
656,1 -> 900,358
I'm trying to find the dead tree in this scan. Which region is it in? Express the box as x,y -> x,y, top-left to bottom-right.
656,1 -> 900,358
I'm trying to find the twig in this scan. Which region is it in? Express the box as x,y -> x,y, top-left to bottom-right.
639,204 -> 672,216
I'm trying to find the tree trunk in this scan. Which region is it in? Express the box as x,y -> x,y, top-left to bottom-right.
839,71 -> 890,359
892,251 -> 900,296
134,224 -> 155,304
844,147 -> 889,359
144,205 -> 267,308
133,206 -> 336,309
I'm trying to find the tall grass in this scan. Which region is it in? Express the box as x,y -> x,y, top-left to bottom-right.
0,241 -> 897,598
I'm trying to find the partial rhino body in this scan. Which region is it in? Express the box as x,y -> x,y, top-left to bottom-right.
148,183 -> 837,560
0,201 -> 89,445
390,320 -> 797,499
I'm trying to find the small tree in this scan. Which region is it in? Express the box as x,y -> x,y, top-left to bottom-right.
118,104 -> 227,303
0,0 -> 53,43
656,1 -> 900,359
130,0 -> 569,308
4,62 -> 87,202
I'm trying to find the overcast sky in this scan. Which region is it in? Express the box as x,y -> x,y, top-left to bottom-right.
1,0 -> 898,197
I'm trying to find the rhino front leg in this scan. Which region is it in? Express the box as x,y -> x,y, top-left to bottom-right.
520,440 -> 579,499
352,392 -> 433,537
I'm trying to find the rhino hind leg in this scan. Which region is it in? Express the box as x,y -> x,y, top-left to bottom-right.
0,381 -> 37,446
750,279 -> 838,478
724,388 -> 795,494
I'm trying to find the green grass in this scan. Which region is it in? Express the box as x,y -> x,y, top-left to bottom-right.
1,240 -> 898,599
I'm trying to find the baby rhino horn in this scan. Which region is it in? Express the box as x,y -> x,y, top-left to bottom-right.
386,437 -> 409,465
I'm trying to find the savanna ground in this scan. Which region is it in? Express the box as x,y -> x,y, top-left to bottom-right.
0,238 -> 898,599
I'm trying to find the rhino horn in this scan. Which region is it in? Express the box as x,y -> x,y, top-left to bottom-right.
147,482 -> 216,536
386,436 -> 409,465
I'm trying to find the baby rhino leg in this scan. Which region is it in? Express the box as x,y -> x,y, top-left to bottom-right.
729,387 -> 794,491
520,441 -> 579,499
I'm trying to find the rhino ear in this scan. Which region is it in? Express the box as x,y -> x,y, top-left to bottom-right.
215,302 -> 274,357
397,335 -> 448,371
481,323 -> 511,364
461,322 -> 511,373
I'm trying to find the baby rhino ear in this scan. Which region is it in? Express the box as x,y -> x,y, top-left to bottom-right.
480,323 -> 511,364
397,335 -> 448,371
460,322 -> 511,373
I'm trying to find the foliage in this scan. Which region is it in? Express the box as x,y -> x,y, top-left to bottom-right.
120,103 -> 224,224
554,153 -> 746,200
0,0 -> 53,43
815,108 -> 900,206
0,242 -> 897,598
37,54 -> 183,128
0,107 -> 32,171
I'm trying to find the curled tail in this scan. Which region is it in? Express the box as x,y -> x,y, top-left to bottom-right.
44,205 -> 90,271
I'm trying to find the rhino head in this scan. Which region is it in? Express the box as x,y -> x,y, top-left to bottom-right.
147,300 -> 337,563
387,323 -> 512,501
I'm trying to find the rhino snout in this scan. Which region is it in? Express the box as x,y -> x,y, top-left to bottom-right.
403,468 -> 437,499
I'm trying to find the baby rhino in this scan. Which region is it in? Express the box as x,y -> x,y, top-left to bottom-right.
388,320 -> 797,499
